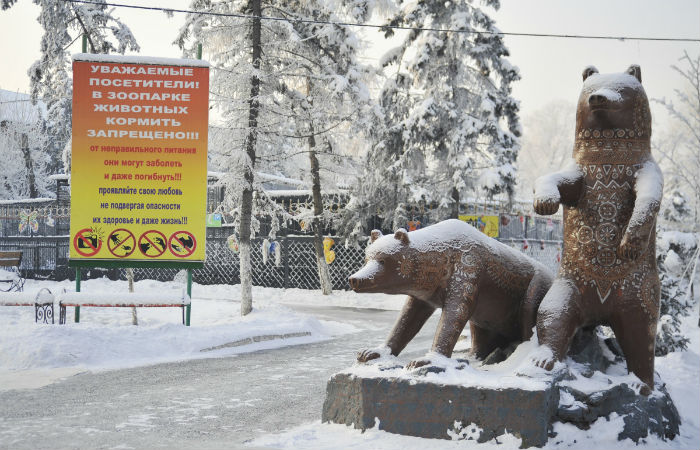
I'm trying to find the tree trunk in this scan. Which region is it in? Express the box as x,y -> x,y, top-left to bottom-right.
450,186 -> 460,219
126,268 -> 137,325
306,79 -> 332,295
308,141 -> 332,295
239,0 -> 262,316
20,133 -> 37,198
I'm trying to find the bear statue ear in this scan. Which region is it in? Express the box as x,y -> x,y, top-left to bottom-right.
582,65 -> 599,82
394,228 -> 410,245
626,64 -> 642,83
370,229 -> 383,243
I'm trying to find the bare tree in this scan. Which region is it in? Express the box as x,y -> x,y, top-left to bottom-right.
654,51 -> 700,232
517,100 -> 576,199
0,91 -> 49,199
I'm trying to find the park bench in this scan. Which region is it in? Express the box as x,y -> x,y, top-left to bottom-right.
0,288 -> 55,323
57,290 -> 191,325
0,250 -> 25,292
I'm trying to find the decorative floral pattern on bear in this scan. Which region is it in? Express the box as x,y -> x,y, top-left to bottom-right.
532,64 -> 663,395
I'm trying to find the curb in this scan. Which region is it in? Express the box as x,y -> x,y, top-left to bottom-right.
200,331 -> 313,352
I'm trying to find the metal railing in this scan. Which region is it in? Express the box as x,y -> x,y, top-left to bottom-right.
0,233 -> 561,290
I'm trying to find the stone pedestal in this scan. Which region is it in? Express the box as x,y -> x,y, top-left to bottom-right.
322,331 -> 681,447
322,372 -> 559,447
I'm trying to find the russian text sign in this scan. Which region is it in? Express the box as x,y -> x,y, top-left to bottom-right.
70,54 -> 209,262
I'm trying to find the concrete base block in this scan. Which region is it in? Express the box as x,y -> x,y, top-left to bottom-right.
322,372 -> 559,447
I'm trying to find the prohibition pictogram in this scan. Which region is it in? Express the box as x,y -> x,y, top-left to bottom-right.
169,231 -> 196,258
73,227 -> 102,257
107,228 -> 136,258
138,230 -> 168,257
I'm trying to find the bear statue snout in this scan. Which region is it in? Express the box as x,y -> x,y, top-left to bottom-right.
348,275 -> 374,292
588,93 -> 608,109
349,275 -> 365,292
588,88 -> 623,112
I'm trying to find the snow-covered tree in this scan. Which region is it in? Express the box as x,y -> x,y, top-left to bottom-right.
654,51 -> 700,232
344,0 -> 520,235
178,0 -> 377,307
655,230 -> 698,355
662,188 -> 693,225
0,90 -> 51,199
2,0 -> 139,174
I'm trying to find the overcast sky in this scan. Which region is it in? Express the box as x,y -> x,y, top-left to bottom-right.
0,0 -> 698,125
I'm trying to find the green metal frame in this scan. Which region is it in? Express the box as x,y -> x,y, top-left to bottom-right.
69,259 -> 203,269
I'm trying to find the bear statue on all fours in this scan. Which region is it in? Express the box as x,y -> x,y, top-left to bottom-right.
348,219 -> 554,368
532,65 -> 663,394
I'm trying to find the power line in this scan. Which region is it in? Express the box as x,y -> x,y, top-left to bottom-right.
63,0 -> 700,43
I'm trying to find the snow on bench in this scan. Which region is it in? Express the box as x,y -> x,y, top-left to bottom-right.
57,290 -> 190,325
0,288 -> 55,323
0,251 -> 25,292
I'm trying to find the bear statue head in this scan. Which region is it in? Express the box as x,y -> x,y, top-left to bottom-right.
348,228 -> 414,295
574,65 -> 651,157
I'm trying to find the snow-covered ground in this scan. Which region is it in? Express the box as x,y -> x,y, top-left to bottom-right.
0,278 -> 400,390
1,277 -> 698,449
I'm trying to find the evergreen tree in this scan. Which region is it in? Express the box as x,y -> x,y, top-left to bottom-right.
655,229 -> 698,355
344,0 -> 520,236
2,0 -> 139,174
662,189 -> 692,225
655,271 -> 689,356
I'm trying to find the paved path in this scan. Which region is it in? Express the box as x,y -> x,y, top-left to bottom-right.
0,305 -> 439,449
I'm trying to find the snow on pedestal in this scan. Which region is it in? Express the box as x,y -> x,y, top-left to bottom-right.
322,330 -> 681,448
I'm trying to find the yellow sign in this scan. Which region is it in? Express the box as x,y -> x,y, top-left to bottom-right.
70,54 -> 209,262
458,215 -> 499,238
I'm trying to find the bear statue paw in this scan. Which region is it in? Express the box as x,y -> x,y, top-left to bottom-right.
519,345 -> 557,374
629,381 -> 652,397
618,234 -> 645,261
356,345 -> 392,363
533,197 -> 560,216
406,357 -> 432,370
356,349 -> 380,363
532,356 -> 556,371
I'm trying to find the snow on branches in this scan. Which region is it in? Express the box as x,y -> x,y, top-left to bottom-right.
6,0 -> 140,174
178,0 -> 379,237
343,0 -> 521,238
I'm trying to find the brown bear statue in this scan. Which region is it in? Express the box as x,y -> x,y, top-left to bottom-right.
349,219 -> 554,369
532,65 -> 663,394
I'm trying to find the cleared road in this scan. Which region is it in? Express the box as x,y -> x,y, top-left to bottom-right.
0,305 -> 440,450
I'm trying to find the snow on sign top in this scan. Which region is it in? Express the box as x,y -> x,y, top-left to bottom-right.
72,53 -> 210,68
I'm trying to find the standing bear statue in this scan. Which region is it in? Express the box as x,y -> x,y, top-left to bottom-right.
349,219 -> 554,369
532,65 -> 663,394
